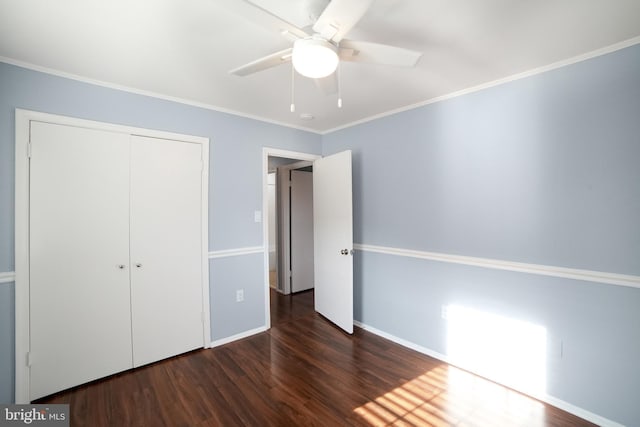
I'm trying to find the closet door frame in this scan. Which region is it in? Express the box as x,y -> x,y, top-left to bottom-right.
14,109 -> 211,403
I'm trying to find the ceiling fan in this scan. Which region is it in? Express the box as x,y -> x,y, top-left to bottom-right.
221,0 -> 422,106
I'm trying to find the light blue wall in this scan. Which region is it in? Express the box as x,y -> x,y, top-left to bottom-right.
325,44 -> 640,426
209,253 -> 266,340
0,61 -> 322,403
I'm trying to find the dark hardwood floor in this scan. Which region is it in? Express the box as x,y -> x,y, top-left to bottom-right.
38,289 -> 596,426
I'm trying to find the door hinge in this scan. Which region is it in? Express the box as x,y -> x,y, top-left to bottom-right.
26,352 -> 33,367
27,142 -> 32,158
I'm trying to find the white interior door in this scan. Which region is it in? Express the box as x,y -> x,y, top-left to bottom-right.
290,170 -> 314,293
129,135 -> 204,367
313,150 -> 353,334
29,122 -> 134,400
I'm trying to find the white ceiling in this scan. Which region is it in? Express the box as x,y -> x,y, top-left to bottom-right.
1,0 -> 639,133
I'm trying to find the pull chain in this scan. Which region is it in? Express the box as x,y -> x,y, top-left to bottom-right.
337,44 -> 343,108
290,61 -> 296,113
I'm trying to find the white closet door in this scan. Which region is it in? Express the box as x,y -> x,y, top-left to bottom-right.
129,135 -> 204,367
29,122 -> 133,400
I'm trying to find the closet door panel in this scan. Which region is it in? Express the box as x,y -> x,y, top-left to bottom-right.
29,122 -> 133,400
130,136 -> 204,367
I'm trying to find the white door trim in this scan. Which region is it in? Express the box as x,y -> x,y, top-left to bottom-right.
262,148 -> 321,329
14,109 -> 211,403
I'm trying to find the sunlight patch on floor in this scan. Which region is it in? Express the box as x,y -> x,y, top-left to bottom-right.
354,364 -> 546,426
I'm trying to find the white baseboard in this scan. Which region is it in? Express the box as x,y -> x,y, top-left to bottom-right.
353,320 -> 624,427
541,394 -> 624,427
354,320 -> 450,363
209,325 -> 268,348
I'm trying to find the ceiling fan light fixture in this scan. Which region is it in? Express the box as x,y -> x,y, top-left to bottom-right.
292,37 -> 339,78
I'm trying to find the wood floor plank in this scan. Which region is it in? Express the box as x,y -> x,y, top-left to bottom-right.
36,289 -> 597,426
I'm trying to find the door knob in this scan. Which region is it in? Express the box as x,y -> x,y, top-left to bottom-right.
117,265 -> 126,269
135,263 -> 142,268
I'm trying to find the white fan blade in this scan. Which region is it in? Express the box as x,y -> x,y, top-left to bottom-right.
314,74 -> 338,95
230,48 -> 293,76
219,0 -> 309,40
313,0 -> 373,43
339,40 -> 422,67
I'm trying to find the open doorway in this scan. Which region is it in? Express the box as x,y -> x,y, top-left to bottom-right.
262,149 -> 321,329
273,160 -> 314,295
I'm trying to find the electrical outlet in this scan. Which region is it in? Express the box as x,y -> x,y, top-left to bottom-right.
236,289 -> 244,302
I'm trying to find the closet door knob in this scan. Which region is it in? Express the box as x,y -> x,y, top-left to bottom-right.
135,263 -> 142,268
117,265 -> 126,269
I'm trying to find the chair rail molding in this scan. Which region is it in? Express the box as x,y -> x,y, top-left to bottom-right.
0,271 -> 16,284
208,246 -> 264,259
354,244 -> 640,289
